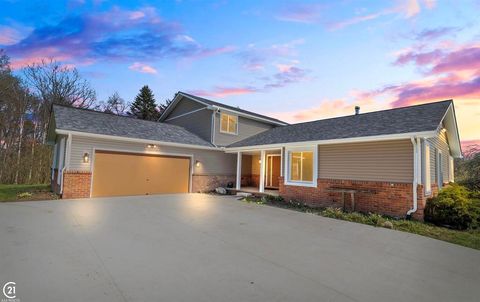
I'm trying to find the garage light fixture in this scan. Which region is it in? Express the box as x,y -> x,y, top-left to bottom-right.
147,144 -> 157,149
195,160 -> 200,167
83,152 -> 90,163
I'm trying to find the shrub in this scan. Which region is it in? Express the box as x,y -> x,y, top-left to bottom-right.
17,192 -> 33,198
424,184 -> 479,229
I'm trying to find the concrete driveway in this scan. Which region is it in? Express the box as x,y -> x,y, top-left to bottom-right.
1,194 -> 479,302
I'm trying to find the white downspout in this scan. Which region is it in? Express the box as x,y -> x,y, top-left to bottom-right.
210,107 -> 219,147
60,133 -> 72,194
407,137 -> 418,216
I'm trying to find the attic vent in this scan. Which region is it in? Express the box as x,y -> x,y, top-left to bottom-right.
355,106 -> 360,115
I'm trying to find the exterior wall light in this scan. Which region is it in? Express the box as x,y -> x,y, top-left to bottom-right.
195,160 -> 200,167
83,152 -> 90,163
147,144 -> 157,149
258,159 -> 261,164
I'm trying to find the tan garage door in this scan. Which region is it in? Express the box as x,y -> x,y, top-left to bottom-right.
92,151 -> 190,197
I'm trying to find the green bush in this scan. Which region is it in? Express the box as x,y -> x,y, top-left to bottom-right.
424,184 -> 479,229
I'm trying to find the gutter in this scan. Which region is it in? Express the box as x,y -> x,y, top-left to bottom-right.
407,137 -> 418,217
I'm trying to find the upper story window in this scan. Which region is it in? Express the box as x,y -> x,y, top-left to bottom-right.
220,113 -> 238,135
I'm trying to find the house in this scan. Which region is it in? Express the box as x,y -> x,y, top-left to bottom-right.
47,92 -> 462,219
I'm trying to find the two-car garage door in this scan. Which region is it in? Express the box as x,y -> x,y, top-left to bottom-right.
91,151 -> 190,197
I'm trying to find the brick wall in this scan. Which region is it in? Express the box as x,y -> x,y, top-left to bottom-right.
251,174 -> 260,187
62,171 -> 92,199
192,175 -> 242,193
279,177 -> 426,219
413,183 -> 440,220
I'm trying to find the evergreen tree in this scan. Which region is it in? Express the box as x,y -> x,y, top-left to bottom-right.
130,85 -> 159,121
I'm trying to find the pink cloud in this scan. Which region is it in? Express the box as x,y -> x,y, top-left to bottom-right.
394,45 -> 480,75
129,9 -> 147,20
431,47 -> 480,74
0,26 -> 31,46
414,27 -> 459,41
330,10 -> 390,30
269,98 -> 384,123
188,87 -> 258,98
9,47 -> 74,69
329,0 -> 437,30
128,62 -> 157,74
394,49 -> 443,66
461,140 -> 480,157
275,4 -> 323,23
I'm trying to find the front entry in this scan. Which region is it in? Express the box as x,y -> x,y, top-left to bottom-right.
265,155 -> 281,188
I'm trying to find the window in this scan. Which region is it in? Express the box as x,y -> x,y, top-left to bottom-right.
425,143 -> 431,194
285,146 -> 317,187
220,113 -> 238,134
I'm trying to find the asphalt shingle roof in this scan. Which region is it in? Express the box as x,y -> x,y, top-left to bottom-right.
228,100 -> 452,148
179,92 -> 287,125
53,105 -> 213,147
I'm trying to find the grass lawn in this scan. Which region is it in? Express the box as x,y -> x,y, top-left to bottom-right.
243,196 -> 480,250
0,184 -> 58,202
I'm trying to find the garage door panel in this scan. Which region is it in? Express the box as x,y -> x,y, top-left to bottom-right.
92,151 -> 190,197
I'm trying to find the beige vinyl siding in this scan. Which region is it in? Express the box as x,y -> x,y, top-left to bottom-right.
426,129 -> 451,184
318,139 -> 413,183
214,112 -> 273,146
69,135 -> 236,176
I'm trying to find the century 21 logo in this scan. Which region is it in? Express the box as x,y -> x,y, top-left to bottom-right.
2,282 -> 16,299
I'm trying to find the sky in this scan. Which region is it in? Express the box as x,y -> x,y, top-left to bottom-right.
1,0 -> 479,149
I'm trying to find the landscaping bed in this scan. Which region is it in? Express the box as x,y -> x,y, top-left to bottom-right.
241,195 -> 480,250
0,184 -> 58,202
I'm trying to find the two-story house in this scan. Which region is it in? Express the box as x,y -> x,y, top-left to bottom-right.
48,92 -> 461,219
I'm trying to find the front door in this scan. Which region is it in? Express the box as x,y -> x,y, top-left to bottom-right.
265,155 -> 281,188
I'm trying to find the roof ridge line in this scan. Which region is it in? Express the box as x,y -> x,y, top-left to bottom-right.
286,99 -> 453,127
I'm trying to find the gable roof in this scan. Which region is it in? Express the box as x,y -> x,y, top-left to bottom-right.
228,100 -> 460,154
159,91 -> 288,126
51,104 -> 214,148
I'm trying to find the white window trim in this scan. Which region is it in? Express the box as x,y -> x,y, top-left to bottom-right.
449,155 -> 454,182
424,142 -> 431,195
219,112 -> 238,135
437,149 -> 443,188
284,145 -> 318,187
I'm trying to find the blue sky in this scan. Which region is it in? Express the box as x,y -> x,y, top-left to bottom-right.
1,0 -> 479,145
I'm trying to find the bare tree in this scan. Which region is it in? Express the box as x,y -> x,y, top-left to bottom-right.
158,98 -> 173,116
98,92 -> 129,115
23,59 -> 97,143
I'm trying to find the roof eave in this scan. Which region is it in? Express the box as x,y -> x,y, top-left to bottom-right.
55,129 -> 219,151
224,130 -> 438,152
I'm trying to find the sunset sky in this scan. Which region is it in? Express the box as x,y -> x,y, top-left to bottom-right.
1,0 -> 479,147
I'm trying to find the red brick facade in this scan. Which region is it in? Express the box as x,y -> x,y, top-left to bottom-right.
62,171 -> 92,199
278,177 -> 434,219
